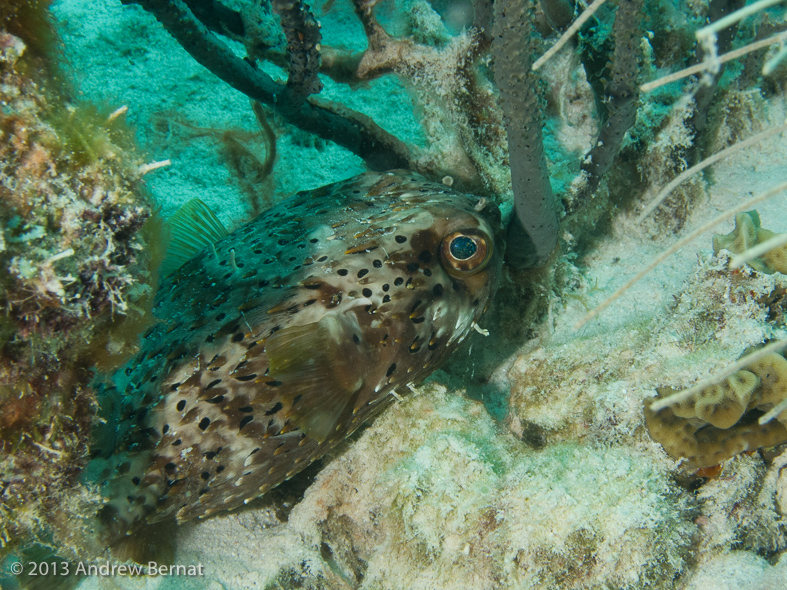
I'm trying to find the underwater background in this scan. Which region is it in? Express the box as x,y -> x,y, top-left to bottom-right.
3,0 -> 787,588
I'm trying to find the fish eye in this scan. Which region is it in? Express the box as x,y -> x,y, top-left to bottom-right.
449,236 -> 477,260
440,230 -> 492,276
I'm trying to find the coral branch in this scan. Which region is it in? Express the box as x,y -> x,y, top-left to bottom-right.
578,0 -> 643,197
493,0 -> 559,268
124,0 -> 411,171
271,0 -> 323,102
183,0 -> 244,37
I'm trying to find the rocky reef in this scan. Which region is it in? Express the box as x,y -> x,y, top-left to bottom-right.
0,11 -> 158,561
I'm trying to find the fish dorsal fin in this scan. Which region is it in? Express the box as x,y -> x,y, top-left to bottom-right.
161,199 -> 229,276
265,312 -> 370,442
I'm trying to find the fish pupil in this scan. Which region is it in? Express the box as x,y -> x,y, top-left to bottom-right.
449,236 -> 477,260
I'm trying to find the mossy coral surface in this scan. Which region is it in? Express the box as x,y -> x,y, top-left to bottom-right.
0,29 -> 156,557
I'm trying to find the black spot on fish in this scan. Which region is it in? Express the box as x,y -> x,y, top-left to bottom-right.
383,294 -> 391,303
337,269 -> 349,276
373,259 -> 382,268
386,363 -> 397,376
206,379 -> 222,390
362,288 -> 373,297
394,277 -> 404,287
382,284 -> 390,292
199,417 -> 211,431
239,416 -> 253,431
232,332 -> 245,342
239,406 -> 254,413
265,402 -> 282,416
177,400 -> 186,412
235,374 -> 258,382
395,235 -> 407,243
433,284 -> 443,297
201,471 -> 210,480
206,395 -> 225,404
357,269 -> 369,278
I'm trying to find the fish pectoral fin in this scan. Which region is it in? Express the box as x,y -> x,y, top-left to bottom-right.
161,198 -> 229,276
266,313 -> 369,443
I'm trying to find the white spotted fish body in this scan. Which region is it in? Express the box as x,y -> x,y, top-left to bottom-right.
93,170 -> 502,534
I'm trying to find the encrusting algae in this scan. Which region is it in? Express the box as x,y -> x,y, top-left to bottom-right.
90,170 -> 502,541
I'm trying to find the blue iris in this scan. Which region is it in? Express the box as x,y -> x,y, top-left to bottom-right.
449,236 -> 477,260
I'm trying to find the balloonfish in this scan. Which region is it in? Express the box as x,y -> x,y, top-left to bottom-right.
92,170 -> 502,534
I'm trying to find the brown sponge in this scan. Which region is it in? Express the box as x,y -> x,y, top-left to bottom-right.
645,353 -> 787,467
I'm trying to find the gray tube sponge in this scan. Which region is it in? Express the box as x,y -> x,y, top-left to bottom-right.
579,0 -> 643,197
492,0 -> 560,268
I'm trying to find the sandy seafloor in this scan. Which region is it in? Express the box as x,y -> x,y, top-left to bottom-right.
42,0 -> 787,588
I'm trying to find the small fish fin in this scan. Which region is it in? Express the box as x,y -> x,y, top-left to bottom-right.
161,199 -> 228,276
266,313 -> 369,442
110,520 -> 175,565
